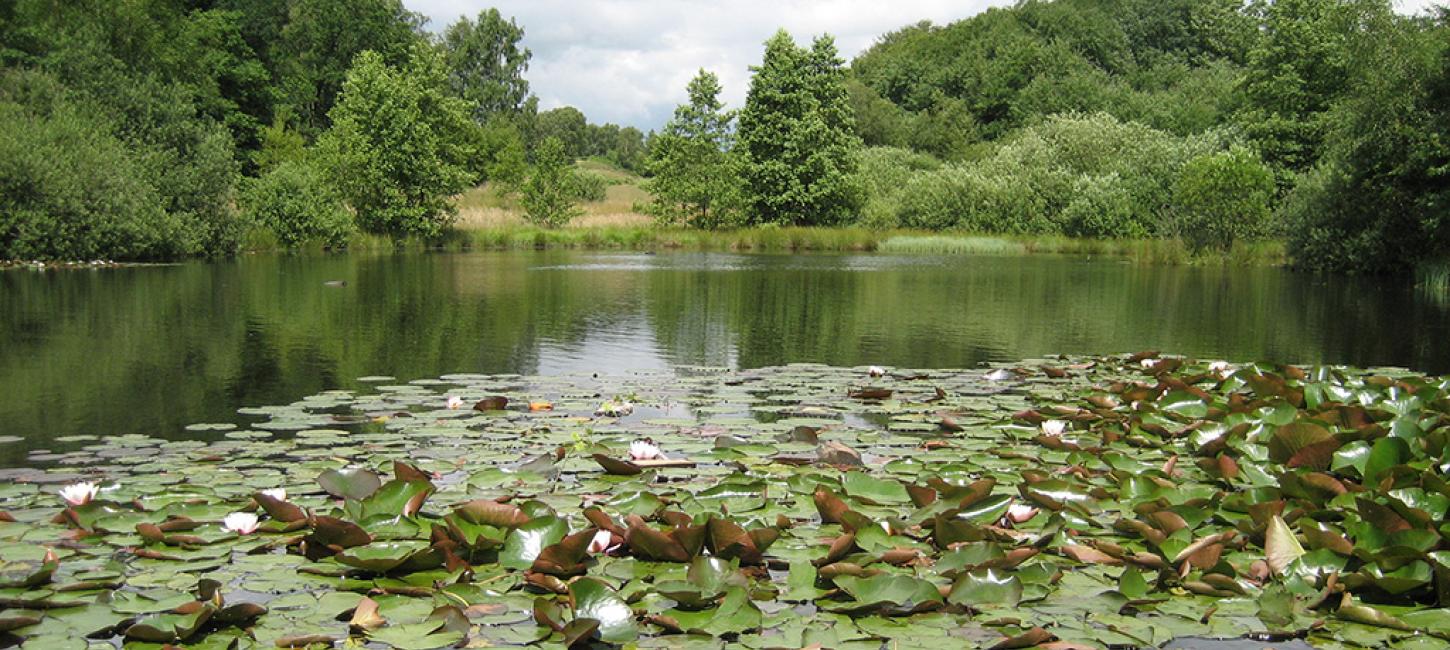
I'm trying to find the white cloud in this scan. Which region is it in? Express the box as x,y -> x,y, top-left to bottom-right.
406,1 -> 1010,129
405,0 -> 1448,130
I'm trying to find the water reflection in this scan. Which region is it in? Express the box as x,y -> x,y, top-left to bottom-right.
0,250 -> 1445,463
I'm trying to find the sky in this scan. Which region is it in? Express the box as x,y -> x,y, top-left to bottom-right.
404,0 -> 1446,131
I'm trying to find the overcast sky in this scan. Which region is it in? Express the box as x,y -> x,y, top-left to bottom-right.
404,0 -> 1446,131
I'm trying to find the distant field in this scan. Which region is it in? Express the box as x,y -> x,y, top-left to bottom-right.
453,158 -> 653,229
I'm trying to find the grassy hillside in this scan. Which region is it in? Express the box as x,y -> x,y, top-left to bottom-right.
453,158 -> 652,229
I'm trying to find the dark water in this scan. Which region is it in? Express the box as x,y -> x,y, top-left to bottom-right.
2,250 -> 1447,463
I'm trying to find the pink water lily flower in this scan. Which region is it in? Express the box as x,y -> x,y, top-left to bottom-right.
588,530 -> 615,554
59,481 -> 99,506
1040,420 -> 1067,437
222,512 -> 261,535
260,488 -> 287,502
445,396 -> 464,410
629,439 -> 665,461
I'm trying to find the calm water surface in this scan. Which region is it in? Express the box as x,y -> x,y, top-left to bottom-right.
2,250 -> 1447,463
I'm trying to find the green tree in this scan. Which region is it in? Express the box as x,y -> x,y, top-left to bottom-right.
478,117 -> 529,192
440,8 -> 531,122
1237,0 -> 1390,176
240,158 -> 352,248
1284,12 -> 1450,272
1172,146 -> 1276,251
644,69 -> 739,228
534,106 -> 588,158
316,46 -> 480,239
276,0 -> 423,134
737,31 -> 862,226
521,137 -> 583,228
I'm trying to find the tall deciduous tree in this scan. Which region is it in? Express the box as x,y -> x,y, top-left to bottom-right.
644,69 -> 739,228
1237,0 -> 1390,176
440,8 -> 531,122
317,46 -> 479,239
276,0 -> 423,135
737,31 -> 862,226
534,106 -> 589,158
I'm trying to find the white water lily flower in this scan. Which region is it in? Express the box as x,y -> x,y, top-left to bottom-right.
868,365 -> 886,378
59,481 -> 99,506
1006,503 -> 1040,524
595,400 -> 634,417
588,530 -> 613,554
1207,361 -> 1230,373
222,512 -> 260,535
1040,420 -> 1068,437
260,488 -> 287,502
445,395 -> 464,410
629,439 -> 665,461
1140,358 -> 1159,369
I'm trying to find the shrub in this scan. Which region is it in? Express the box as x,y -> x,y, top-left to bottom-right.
852,146 -> 941,229
569,171 -> 608,202
240,160 -> 353,248
0,99 -> 179,261
887,113 -> 1223,237
1061,174 -> 1144,238
1172,146 -> 1275,251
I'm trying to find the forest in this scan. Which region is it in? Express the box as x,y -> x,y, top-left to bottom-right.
1,0 -> 1447,273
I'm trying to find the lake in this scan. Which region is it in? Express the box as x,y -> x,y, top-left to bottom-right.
2,250 -> 1445,465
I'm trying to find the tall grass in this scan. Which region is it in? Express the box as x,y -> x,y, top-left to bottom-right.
240,220 -> 1288,266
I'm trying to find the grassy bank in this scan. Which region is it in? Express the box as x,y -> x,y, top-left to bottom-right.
294,224 -> 1286,266
240,160 -> 1288,266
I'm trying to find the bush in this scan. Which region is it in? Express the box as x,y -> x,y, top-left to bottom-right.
240,160 -> 353,248
0,101 -> 178,260
1171,146 -> 1275,251
851,146 -> 941,229
888,113 -> 1223,237
569,171 -> 608,202
896,166 -> 1044,233
1061,174 -> 1144,238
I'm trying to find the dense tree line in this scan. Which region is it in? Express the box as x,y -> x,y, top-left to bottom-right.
0,1 -> 645,259
4,0 -> 1447,273
647,0 -> 1449,270
840,0 -> 1450,269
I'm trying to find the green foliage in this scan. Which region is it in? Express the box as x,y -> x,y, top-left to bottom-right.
0,95 -> 175,260
316,47 -> 480,240
849,0 -> 1253,145
645,69 -> 741,229
852,146 -> 941,230
441,8 -> 531,122
570,172 -> 608,203
1236,0 -> 1391,176
275,0 -> 424,134
1172,146 -> 1276,251
893,113 -> 1219,237
478,118 -> 529,192
535,106 -> 589,159
252,114 -> 307,174
240,159 -> 352,248
521,137 -> 583,228
1285,12 -> 1450,272
585,123 -> 647,172
737,31 -> 863,226
0,66 -> 242,260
